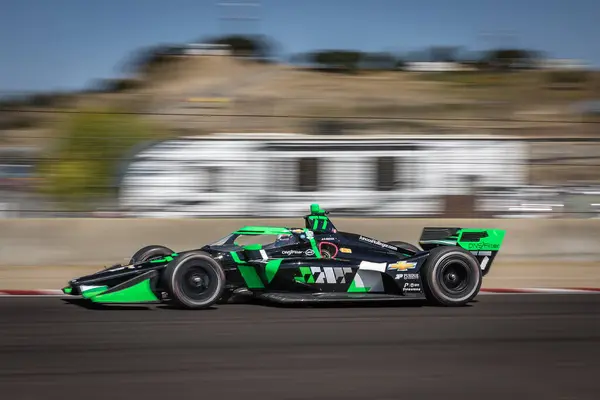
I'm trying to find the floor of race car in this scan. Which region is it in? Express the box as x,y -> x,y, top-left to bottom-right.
0,294 -> 598,400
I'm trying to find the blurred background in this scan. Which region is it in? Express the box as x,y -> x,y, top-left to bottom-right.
3,5 -> 599,398
1,0 -> 600,219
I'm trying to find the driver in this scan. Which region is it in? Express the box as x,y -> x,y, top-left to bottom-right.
276,233 -> 292,243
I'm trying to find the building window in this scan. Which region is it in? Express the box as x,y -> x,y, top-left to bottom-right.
298,158 -> 319,192
376,157 -> 396,191
205,166 -> 220,193
275,159 -> 295,192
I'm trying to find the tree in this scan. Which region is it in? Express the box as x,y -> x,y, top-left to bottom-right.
118,43 -> 183,76
359,52 -> 397,70
481,48 -> 538,70
306,50 -> 364,72
202,34 -> 278,60
37,108 -> 168,209
428,46 -> 461,63
395,58 -> 406,70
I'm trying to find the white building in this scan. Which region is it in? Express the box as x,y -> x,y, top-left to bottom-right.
403,62 -> 476,72
536,58 -> 588,70
118,133 -> 528,217
182,43 -> 232,56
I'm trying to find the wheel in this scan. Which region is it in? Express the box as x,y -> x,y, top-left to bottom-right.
420,246 -> 482,307
163,251 -> 226,309
388,241 -> 421,254
129,245 -> 174,264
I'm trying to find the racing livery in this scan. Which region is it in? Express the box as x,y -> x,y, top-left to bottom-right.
62,204 -> 505,308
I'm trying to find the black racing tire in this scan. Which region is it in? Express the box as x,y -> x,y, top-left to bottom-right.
164,251 -> 226,309
388,241 -> 421,254
129,245 -> 174,264
420,246 -> 482,307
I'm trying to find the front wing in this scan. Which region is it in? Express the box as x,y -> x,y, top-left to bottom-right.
62,265 -> 164,304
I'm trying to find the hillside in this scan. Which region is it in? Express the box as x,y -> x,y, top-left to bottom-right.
145,56 -> 600,135
3,54 -> 600,139
2,54 -> 600,211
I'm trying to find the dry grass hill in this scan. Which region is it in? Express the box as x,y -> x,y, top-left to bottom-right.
66,54 -> 600,135
3,54 -> 599,138
1,54 -> 600,194
2,54 -> 600,160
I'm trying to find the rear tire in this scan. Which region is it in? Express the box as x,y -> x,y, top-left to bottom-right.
164,251 -> 226,309
420,246 -> 481,306
129,245 -> 174,264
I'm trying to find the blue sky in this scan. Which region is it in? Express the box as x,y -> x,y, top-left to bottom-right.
0,0 -> 598,93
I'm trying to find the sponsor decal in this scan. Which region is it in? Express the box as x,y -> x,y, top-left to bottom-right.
470,250 -> 492,256
311,267 -> 354,284
282,250 -> 304,256
395,273 -> 420,280
403,282 -> 421,293
321,237 -> 335,241
387,261 -> 417,271
467,242 -> 499,250
305,230 -> 314,239
479,256 -> 490,271
358,236 -> 398,251
292,229 -> 304,234
359,261 -> 387,272
340,247 -> 352,254
281,249 -> 316,257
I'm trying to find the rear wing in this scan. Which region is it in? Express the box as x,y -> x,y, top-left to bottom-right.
419,227 -> 506,276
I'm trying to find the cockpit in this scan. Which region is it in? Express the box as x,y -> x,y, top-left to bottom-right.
206,231 -> 302,252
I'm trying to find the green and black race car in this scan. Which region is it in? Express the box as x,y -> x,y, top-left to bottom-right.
62,204 -> 505,309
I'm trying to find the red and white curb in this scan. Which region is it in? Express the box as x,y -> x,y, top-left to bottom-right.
479,288 -> 600,294
0,288 -> 599,297
0,289 -> 65,296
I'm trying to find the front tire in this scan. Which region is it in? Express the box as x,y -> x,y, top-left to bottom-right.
164,251 -> 226,309
129,245 -> 174,264
420,246 -> 482,306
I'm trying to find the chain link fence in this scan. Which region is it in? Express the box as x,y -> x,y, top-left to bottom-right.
1,111 -> 599,218
2,87 -> 600,218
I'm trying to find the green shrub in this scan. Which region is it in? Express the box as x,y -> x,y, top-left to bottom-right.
546,70 -> 589,87
38,108 -> 167,208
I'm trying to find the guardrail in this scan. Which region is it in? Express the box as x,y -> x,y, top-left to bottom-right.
0,218 -> 598,267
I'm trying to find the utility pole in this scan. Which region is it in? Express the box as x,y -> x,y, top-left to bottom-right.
217,1 -> 262,36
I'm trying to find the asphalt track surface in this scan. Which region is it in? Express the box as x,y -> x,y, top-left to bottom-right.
1,295 -> 599,400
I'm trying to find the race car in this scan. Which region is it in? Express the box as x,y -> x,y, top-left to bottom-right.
62,204 -> 505,308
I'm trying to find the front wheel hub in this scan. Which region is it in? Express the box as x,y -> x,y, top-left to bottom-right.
189,273 -> 208,289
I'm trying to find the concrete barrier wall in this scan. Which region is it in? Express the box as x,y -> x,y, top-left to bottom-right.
1,218 -> 599,267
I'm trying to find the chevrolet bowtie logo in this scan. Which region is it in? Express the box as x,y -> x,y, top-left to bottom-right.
388,261 -> 417,271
